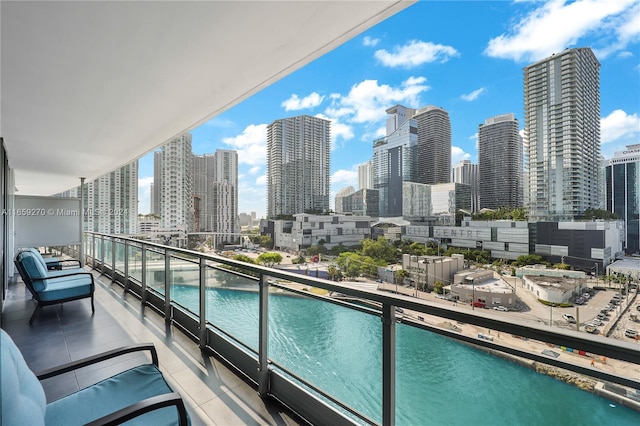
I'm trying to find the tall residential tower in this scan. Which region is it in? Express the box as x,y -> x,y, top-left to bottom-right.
267,115 -> 330,218
524,47 -> 601,221
154,133 -> 194,234
415,105 -> 451,185
478,113 -> 523,210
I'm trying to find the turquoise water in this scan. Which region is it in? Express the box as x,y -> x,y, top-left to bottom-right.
173,284 -> 640,425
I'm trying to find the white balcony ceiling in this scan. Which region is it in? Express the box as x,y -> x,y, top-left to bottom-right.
1,0 -> 413,195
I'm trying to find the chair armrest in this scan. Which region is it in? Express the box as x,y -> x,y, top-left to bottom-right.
46,259 -> 81,268
36,344 -> 158,380
84,393 -> 188,426
45,271 -> 94,281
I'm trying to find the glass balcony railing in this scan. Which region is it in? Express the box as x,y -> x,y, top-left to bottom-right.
69,232 -> 640,425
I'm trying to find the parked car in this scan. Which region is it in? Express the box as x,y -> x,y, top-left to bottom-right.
625,329 -> 638,338
597,313 -> 607,320
562,314 -> 576,324
494,305 -> 508,311
636,305 -> 640,312
591,319 -> 603,327
471,301 -> 486,308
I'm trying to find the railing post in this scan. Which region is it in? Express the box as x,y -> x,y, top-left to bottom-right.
199,257 -> 207,348
382,303 -> 396,426
91,234 -> 96,268
257,274 -> 270,397
141,245 -> 148,306
164,247 -> 171,322
123,240 -> 129,293
100,237 -> 106,274
111,238 -> 116,283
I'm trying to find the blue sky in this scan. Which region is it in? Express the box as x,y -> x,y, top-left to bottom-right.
137,0 -> 640,218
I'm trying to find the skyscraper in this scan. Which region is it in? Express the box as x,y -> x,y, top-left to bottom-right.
59,161 -> 139,234
605,144 -> 640,255
452,160 -> 479,213
267,115 -> 330,218
524,47 -> 601,221
415,105 -> 451,185
478,113 -> 523,210
372,105 -> 418,217
154,133 -> 194,233
358,161 -> 373,190
210,149 -> 239,240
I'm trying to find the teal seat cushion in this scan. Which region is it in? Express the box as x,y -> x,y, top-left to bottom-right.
38,275 -> 93,302
1,330 -> 47,426
45,364 -> 183,426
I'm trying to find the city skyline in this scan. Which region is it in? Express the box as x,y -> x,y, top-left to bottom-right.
136,1 -> 640,219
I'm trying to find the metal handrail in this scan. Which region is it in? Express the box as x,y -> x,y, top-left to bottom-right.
83,231 -> 640,425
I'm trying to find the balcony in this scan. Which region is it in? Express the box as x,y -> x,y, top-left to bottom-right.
4,234 -> 640,425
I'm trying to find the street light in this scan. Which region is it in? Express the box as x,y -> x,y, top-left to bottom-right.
550,302 -> 555,327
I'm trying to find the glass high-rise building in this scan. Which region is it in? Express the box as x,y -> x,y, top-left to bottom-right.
267,115 -> 330,218
415,105 -> 451,185
372,105 -> 418,217
452,160 -> 479,213
605,144 -> 640,255
524,47 -> 601,221
478,113 -> 523,210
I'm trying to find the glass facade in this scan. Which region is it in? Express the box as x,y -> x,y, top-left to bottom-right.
605,145 -> 640,255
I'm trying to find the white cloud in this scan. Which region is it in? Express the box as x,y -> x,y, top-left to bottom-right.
461,87 -> 486,101
248,166 -> 261,175
485,0 -> 638,62
222,124 -> 268,166
375,40 -> 459,68
331,169 -> 358,186
137,176 -> 153,214
451,146 -> 472,165
601,109 -> 640,143
363,36 -> 380,47
256,175 -> 266,185
281,92 -> 324,111
327,76 -> 430,124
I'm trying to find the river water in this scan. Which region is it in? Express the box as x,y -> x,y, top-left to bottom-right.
172,284 -> 640,425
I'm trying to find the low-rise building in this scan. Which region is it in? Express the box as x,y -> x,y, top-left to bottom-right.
401,253 -> 465,290
450,269 -> 517,308
265,214 -> 372,252
521,275 -> 586,305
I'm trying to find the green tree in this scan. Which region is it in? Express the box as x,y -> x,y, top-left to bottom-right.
232,254 -> 255,264
513,254 -> 545,267
396,269 -> 408,285
361,237 -> 399,264
553,263 -> 570,270
256,252 -> 283,267
433,281 -> 445,294
327,264 -> 340,281
583,208 -> 619,220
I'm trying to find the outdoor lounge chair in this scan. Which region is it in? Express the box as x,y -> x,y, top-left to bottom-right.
1,329 -> 189,426
25,247 -> 81,271
14,250 -> 95,324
